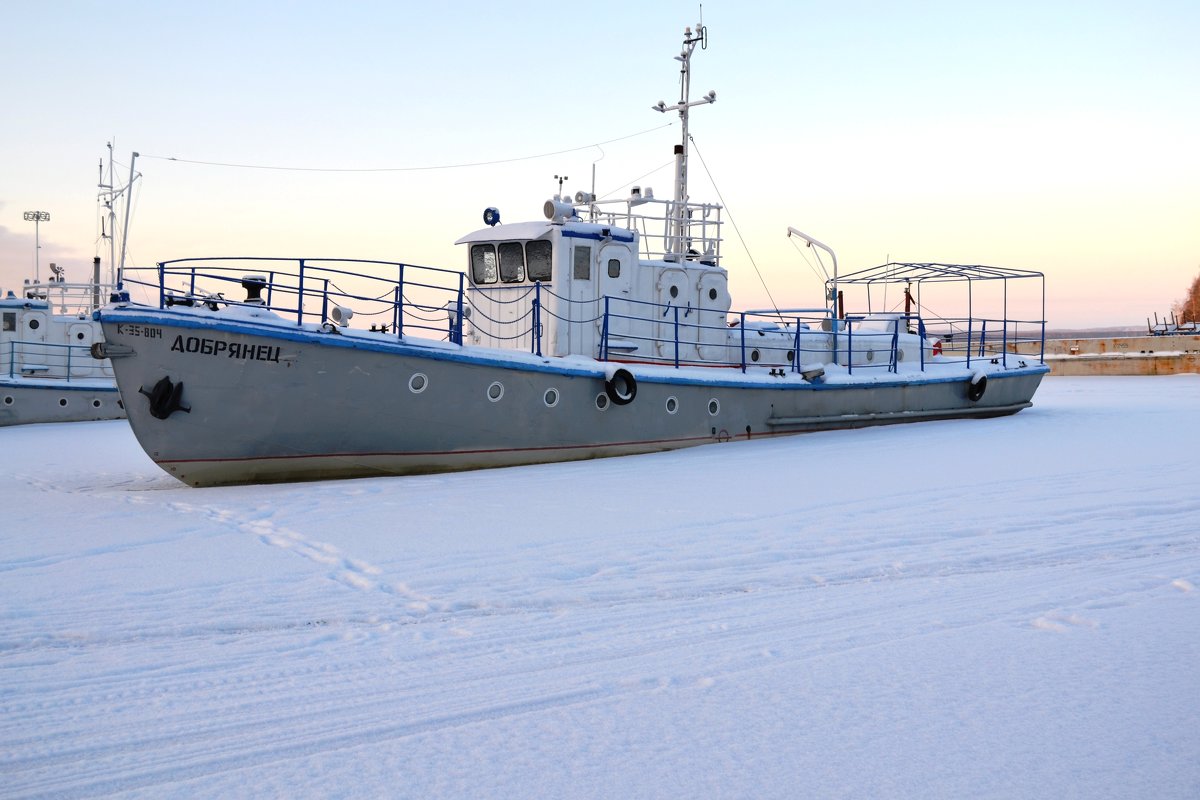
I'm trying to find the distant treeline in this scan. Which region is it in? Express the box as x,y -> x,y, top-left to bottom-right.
1046,327 -> 1144,340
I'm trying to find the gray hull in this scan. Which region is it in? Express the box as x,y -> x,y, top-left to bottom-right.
0,379 -> 125,427
99,308 -> 1047,487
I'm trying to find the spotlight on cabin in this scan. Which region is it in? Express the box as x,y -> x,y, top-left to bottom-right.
574,191 -> 595,204
330,305 -> 354,327
543,197 -> 575,222
483,207 -> 501,227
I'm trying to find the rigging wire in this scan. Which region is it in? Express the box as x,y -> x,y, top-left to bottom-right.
597,160 -> 676,201
787,236 -> 830,286
139,123 -> 674,174
689,135 -> 781,315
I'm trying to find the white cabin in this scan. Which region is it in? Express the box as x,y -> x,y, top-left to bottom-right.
1,278 -> 112,381
456,191 -> 734,365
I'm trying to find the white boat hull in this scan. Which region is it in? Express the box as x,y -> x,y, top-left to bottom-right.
0,378 -> 125,426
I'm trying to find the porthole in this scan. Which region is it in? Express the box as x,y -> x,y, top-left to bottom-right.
897,349 -> 905,360
408,373 -> 428,393
92,399 -> 102,408
750,349 -> 760,362
29,319 -> 41,330
59,398 -> 68,407
544,388 -> 559,408
595,393 -> 610,410
3,396 -> 12,405
77,332 -> 86,340
708,288 -> 718,300
665,396 -> 678,414
786,350 -> 795,362
669,285 -> 679,298
708,399 -> 720,416
866,349 -> 875,362
487,381 -> 504,402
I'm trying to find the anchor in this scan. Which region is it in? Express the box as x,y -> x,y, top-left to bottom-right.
139,376 -> 191,420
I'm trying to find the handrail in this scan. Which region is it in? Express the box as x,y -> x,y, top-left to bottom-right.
124,257 -> 1046,374
2,339 -> 106,381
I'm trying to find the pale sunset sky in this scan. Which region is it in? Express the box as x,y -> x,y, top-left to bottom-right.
2,0 -> 1197,328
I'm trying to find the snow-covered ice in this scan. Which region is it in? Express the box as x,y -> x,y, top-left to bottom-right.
2,376 -> 1198,799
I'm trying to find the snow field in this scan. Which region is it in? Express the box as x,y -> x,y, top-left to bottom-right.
2,376 -> 1198,798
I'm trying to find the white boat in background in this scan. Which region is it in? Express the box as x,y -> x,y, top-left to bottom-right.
2,145 -> 138,426
97,22 -> 1050,486
1,265 -> 124,425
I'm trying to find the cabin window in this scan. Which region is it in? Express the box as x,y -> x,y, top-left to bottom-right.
2,312 -> 14,332
527,240 -> 552,281
471,244 -> 498,284
498,242 -> 525,283
607,258 -> 621,278
573,245 -> 592,280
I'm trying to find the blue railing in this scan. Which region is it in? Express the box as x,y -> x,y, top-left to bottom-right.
126,257 -> 469,344
3,340 -> 103,381
124,258 -> 1046,374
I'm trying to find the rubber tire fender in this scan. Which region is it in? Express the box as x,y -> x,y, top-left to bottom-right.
968,374 -> 988,402
605,368 -> 637,406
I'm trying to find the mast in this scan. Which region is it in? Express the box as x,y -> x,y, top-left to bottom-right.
118,151 -> 139,285
99,143 -> 117,284
652,23 -> 715,259
98,142 -> 138,286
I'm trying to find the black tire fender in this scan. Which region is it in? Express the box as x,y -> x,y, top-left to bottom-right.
968,374 -> 988,402
605,368 -> 637,406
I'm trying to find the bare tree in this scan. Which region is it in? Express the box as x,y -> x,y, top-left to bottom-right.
1175,269 -> 1200,324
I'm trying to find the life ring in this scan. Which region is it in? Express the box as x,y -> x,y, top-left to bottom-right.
968,374 -> 988,402
605,368 -> 637,406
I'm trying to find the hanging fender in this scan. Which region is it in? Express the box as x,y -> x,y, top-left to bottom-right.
967,374 -> 988,402
604,368 -> 637,406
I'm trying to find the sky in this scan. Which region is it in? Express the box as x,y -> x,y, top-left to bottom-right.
2,0 -> 1197,328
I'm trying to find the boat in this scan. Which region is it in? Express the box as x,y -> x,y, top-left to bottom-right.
96,23 -> 1050,487
1,146 -> 138,426
1,264 -> 124,425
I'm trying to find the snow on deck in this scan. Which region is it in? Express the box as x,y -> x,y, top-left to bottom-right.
2,376 -> 1198,798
